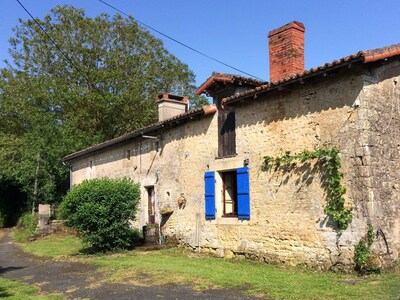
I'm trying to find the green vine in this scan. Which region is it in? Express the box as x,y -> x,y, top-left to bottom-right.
263,144 -> 352,231
354,224 -> 380,273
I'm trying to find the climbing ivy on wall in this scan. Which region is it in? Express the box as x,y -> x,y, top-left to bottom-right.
262,144 -> 352,231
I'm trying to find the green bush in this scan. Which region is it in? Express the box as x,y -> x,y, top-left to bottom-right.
354,240 -> 370,270
60,178 -> 140,252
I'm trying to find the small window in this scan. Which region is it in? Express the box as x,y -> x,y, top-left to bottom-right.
154,141 -> 159,152
222,171 -> 237,217
133,144 -> 140,156
218,109 -> 236,158
204,167 -> 250,220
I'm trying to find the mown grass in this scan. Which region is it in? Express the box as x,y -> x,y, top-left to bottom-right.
93,248 -> 400,300
0,277 -> 63,299
19,234 -> 400,299
22,235 -> 82,258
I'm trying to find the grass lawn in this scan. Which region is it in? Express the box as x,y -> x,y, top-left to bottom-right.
21,234 -> 82,258
0,277 -> 63,299
93,248 -> 400,300
20,234 -> 400,299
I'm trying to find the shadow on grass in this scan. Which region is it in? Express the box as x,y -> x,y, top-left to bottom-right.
0,286 -> 12,298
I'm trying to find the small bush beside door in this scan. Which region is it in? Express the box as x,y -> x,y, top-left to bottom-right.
60,178 -> 140,252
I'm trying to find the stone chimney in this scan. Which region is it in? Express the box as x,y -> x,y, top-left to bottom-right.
156,93 -> 189,122
268,21 -> 305,82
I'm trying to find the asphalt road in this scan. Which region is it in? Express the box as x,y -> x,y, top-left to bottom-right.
0,229 -> 262,299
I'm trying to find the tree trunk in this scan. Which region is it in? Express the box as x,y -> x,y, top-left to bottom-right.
32,153 -> 40,215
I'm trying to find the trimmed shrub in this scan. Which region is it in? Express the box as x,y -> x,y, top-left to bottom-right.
60,178 -> 140,252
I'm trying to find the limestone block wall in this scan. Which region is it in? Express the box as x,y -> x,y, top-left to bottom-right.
146,114 -> 218,245
198,62 -> 399,270
70,138 -> 160,228
69,114 -> 217,232
341,60 -> 400,267
68,60 -> 400,270
198,71 -> 363,269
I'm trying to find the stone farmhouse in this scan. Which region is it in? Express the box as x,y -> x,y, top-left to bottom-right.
64,21 -> 400,270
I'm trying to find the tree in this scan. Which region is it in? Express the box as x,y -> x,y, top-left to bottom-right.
7,5 -> 203,139
0,5 -> 207,212
60,178 -> 140,252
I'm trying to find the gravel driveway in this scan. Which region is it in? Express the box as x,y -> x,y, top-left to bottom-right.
0,229 -> 262,299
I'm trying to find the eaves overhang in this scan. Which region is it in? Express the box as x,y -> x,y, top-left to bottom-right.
196,72 -> 266,96
63,105 -> 217,162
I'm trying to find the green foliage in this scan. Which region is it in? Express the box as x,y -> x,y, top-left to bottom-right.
13,212 -> 38,242
0,5 -> 201,208
354,224 -> 380,274
60,178 -> 140,252
367,223 -> 374,248
263,144 -> 352,231
354,240 -> 370,269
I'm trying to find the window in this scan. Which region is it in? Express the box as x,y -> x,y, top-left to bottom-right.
204,167 -> 250,220
222,171 -> 237,216
218,109 -> 236,157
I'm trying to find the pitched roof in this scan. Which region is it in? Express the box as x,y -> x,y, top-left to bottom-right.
195,72 -> 266,95
223,43 -> 400,105
63,104 -> 217,162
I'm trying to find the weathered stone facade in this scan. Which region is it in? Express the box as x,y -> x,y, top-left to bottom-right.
65,23 -> 400,270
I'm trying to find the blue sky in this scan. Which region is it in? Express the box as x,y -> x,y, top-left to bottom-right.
1,0 -> 399,86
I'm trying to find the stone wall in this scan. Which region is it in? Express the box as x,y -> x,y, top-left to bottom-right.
70,114 -> 217,232
209,61 -> 399,270
68,60 -> 400,270
342,60 -> 400,268
199,68 -> 364,270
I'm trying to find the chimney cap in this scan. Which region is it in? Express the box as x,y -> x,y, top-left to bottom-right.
268,21 -> 305,37
156,93 -> 189,103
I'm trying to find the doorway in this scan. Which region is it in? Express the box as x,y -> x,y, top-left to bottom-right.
146,186 -> 156,224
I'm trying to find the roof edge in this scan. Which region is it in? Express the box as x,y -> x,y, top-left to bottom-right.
363,46 -> 400,63
195,77 -> 233,95
222,43 -> 400,105
64,104 -> 217,162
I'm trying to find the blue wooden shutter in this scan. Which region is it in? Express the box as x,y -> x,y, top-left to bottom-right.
204,171 -> 216,219
237,167 -> 250,219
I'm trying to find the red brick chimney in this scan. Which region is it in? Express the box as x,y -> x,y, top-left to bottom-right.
268,21 -> 305,82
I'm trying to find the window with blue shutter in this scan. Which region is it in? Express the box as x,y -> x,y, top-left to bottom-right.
204,171 -> 216,219
236,167 -> 250,219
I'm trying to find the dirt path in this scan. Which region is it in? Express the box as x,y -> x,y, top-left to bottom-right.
0,229 -> 260,299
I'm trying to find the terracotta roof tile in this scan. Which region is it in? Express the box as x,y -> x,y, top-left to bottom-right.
362,43 -> 400,63
223,43 -> 400,104
196,72 -> 266,95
